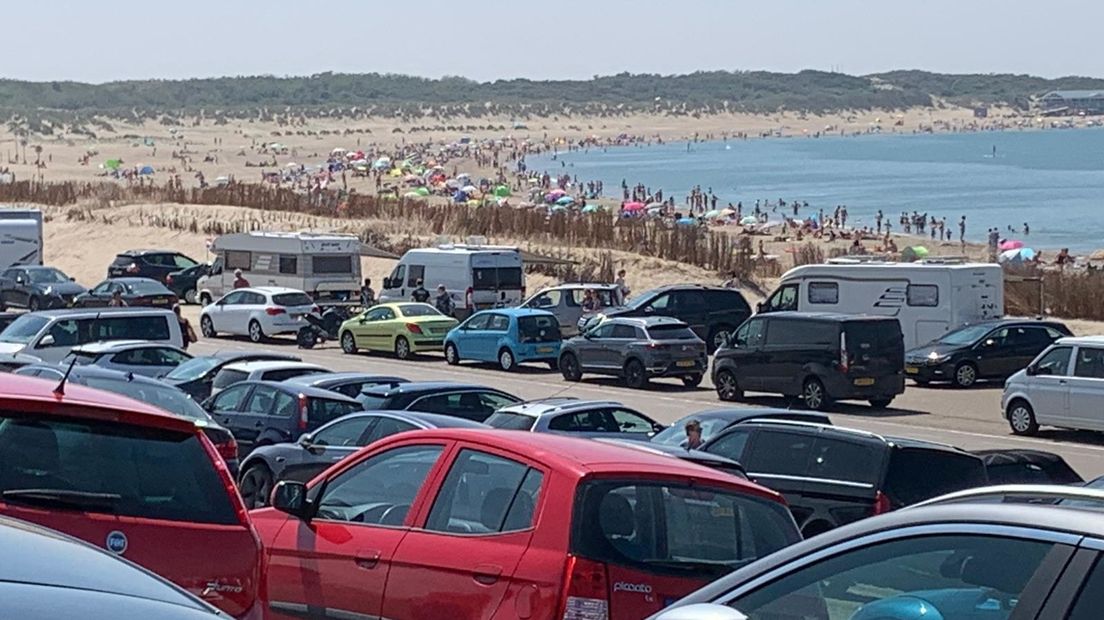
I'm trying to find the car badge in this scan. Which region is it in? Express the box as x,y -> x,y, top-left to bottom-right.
106,530 -> 128,555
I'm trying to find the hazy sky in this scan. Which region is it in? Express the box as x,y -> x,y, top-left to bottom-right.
8,0 -> 1101,83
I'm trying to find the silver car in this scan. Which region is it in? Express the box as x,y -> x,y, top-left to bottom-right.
558,316 -> 708,389
60,340 -> 192,378
522,283 -> 623,337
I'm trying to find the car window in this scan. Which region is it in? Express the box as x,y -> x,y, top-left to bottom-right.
273,292 -> 314,308
549,411 -> 618,433
307,398 -> 362,426
706,429 -> 751,461
807,437 -> 881,485
529,290 -> 561,309
244,385 -> 278,415
611,324 -> 637,339
884,449 -> 989,506
1045,327 -> 1067,340
220,291 -> 246,305
425,449 -> 542,534
487,314 -> 511,332
744,430 -> 813,476
767,284 -> 798,311
210,384 -> 251,413
674,291 -> 707,312
212,368 -> 249,390
272,391 -> 297,417
765,319 -> 833,346
479,392 -> 518,411
387,265 -> 406,287
315,445 -> 444,526
1069,557 -> 1104,620
261,368 -> 323,382
1074,347 -> 1104,379
607,408 -> 656,434
40,319 -> 79,348
1035,346 -> 1073,376
588,323 -> 616,339
646,324 -> 697,340
314,417 -> 376,447
807,282 -> 839,305
464,313 -> 491,330
88,316 -> 171,343
518,315 -> 561,342
646,293 -> 671,311
730,534 -> 1055,619
92,282 -> 113,295
366,307 -> 395,322
405,265 -> 424,288
1,268 -> 20,280
733,318 -> 766,348
361,416 -> 418,445
482,412 -> 537,431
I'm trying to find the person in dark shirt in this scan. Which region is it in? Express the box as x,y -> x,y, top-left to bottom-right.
410,278 -> 430,303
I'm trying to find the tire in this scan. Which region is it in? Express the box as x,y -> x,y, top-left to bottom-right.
560,353 -> 582,382
802,377 -> 831,411
199,292 -> 212,306
200,315 -> 217,338
547,359 -> 559,371
624,359 -> 648,389
239,463 -> 275,509
953,362 -> 978,388
28,297 -> 39,312
248,320 -> 264,344
394,336 -> 411,360
1008,400 -> 1039,436
184,288 -> 198,304
498,348 -> 515,372
682,374 -> 703,388
340,331 -> 358,354
444,342 -> 460,365
869,398 -> 893,409
715,369 -> 743,401
708,325 -> 734,353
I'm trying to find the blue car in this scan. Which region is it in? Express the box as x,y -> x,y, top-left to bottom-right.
444,308 -> 562,371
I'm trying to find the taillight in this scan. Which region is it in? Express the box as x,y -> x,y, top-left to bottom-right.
265,306 -> 286,316
839,331 -> 849,373
873,490 -> 892,515
465,287 -> 474,309
406,323 -> 423,334
298,394 -> 309,431
559,555 -> 609,620
214,437 -> 238,462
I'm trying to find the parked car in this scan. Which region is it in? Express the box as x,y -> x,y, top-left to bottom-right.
595,438 -> 750,478
16,363 -> 241,476
209,360 -> 330,396
0,265 -> 86,311
203,380 -> 362,455
972,448 -> 1083,485
200,286 -> 317,343
521,282 -> 623,337
61,340 -> 192,378
650,408 -> 832,448
588,284 -> 752,352
1003,336 -> 1104,436
906,318 -> 1072,387
282,372 -> 409,399
0,513 -> 227,620
0,352 -> 43,373
354,381 -> 521,422
0,373 -> 264,618
162,350 -> 302,401
484,398 -> 665,439
339,302 -> 458,360
0,312 -> 19,332
655,485 -> 1104,620
713,312 -> 905,410
0,307 -> 183,363
559,316 -> 708,389
165,262 -> 211,305
238,410 -> 487,508
444,307 -> 561,370
699,419 -> 989,537
108,249 -> 200,283
74,277 -> 178,308
253,429 -> 801,620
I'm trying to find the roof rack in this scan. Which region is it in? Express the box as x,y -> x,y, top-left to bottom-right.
909,484 -> 1104,510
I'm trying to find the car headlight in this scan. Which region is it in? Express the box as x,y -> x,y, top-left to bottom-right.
927,352 -> 950,364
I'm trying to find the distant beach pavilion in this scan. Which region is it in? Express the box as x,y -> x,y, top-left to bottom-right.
1038,90 -> 1104,115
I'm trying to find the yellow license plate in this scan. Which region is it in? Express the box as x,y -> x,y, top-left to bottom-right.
905,366 -> 919,375
676,360 -> 696,368
537,347 -> 553,353
853,377 -> 875,386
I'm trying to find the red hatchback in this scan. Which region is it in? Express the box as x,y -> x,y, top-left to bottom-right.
0,374 -> 266,619
253,429 -> 799,620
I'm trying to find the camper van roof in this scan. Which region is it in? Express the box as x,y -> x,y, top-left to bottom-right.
784,261 -> 997,278
418,244 -> 521,253
219,231 -> 359,241
210,231 -> 361,252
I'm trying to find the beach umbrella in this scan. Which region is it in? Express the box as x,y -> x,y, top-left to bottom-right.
462,185 -> 479,194
676,217 -> 696,226
104,159 -> 122,171
550,205 -> 568,213
494,185 -> 511,197
900,246 -> 930,262
718,208 -> 736,217
414,186 -> 430,196
740,215 -> 758,225
999,239 -> 1025,251
548,188 -> 567,198
623,201 -> 646,212
404,191 -> 423,199
139,165 -> 155,175
704,209 -> 721,219
555,195 -> 575,206
453,191 -> 468,203
999,248 -> 1036,264
581,205 -> 601,214
645,202 -> 665,210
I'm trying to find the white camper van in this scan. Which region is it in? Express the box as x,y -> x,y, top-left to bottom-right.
197,231 -> 362,305
378,244 -> 525,317
759,260 -> 1003,349
0,208 -> 43,269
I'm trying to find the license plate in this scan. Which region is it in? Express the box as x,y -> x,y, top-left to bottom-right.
537,346 -> 553,354
676,360 -> 696,368
152,299 -> 168,305
853,377 -> 875,386
905,366 -> 919,375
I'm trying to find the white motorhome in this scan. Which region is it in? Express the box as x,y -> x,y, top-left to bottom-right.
378,244 -> 525,317
197,231 -> 362,305
759,260 -> 1003,349
0,208 -> 43,269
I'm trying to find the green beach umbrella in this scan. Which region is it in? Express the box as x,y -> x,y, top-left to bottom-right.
494,185 -> 511,197
105,159 -> 121,170
414,186 -> 430,196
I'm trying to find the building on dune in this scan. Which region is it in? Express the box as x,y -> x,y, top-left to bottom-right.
1038,90 -> 1104,115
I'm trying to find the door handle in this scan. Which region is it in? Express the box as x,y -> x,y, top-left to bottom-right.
355,550 -> 381,569
254,421 -> 265,427
473,564 -> 502,585
1059,379 -> 1068,385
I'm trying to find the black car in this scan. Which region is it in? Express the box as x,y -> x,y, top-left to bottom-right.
650,407 -> 832,448
905,319 -> 1072,388
594,284 -> 752,352
108,249 -> 200,284
165,262 -> 210,305
354,381 -> 522,422
15,364 -> 242,476
162,350 -> 302,402
75,277 -> 178,308
282,372 -> 409,399
203,380 -> 362,455
593,437 -> 749,478
0,266 -> 87,311
237,410 -> 486,508
713,311 -> 905,410
700,419 -> 989,537
0,312 -> 21,333
973,448 -> 1083,485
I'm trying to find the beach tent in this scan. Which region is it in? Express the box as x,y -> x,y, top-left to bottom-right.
676,217 -> 696,226
999,248 -> 1036,264
704,209 -> 721,219
900,246 -> 930,262
462,185 -> 479,194
139,165 -> 155,175
581,205 -> 601,214
718,208 -> 736,217
548,188 -> 567,198
453,191 -> 468,203
999,239 -> 1025,251
104,159 -> 122,171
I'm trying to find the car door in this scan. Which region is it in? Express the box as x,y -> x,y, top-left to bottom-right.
457,312 -> 492,361
605,323 -> 639,368
1014,327 -> 1062,376
1,268 -> 26,307
283,415 -> 382,483
382,446 -> 546,620
671,290 -> 709,340
739,428 -> 815,523
360,306 -> 396,351
604,407 -> 662,440
1027,345 -> 1074,427
210,290 -> 245,332
267,443 -> 448,620
207,383 -> 255,445
729,317 -> 769,390
973,327 -> 1013,378
1067,346 -> 1104,431
83,281 -> 115,307
577,322 -> 616,371
483,313 -> 511,359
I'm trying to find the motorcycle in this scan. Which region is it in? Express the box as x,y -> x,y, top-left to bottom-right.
296,306 -> 350,349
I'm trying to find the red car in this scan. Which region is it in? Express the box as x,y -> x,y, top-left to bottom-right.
0,373 -> 266,619
253,429 -> 799,620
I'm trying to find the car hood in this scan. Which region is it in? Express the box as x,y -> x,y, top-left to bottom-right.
0,342 -> 28,355
906,342 -> 962,360
39,281 -> 87,295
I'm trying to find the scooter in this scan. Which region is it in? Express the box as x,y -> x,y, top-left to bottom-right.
296,307 -> 350,349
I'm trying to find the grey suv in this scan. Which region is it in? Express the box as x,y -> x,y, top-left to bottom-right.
558,316 -> 708,389
483,397 -> 665,439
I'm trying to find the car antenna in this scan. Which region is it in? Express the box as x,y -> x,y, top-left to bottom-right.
54,355 -> 79,396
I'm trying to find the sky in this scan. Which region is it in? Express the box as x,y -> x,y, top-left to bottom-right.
6,0 -> 1102,83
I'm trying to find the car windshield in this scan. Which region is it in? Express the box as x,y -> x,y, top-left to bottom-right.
398,304 -> 442,318
164,356 -> 221,382
80,376 -> 210,422
937,324 -> 994,346
272,292 -> 314,307
28,269 -> 70,284
123,280 -> 167,295
518,315 -> 561,342
652,414 -> 733,447
355,393 -> 389,410
483,412 -> 537,431
625,288 -> 662,310
0,315 -> 48,344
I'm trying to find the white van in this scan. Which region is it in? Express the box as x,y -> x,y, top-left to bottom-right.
1003,336 -> 1104,435
378,244 -> 525,317
197,231 -> 362,306
759,260 -> 1003,349
0,307 -> 184,363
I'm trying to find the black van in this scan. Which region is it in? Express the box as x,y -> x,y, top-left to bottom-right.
712,312 -> 905,410
700,420 -> 989,537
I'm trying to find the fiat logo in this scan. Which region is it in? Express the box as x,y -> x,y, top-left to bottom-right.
106,530 -> 128,555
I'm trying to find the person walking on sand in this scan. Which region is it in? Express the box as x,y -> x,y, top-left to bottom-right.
614,269 -> 630,304
959,216 -> 966,245
232,269 -> 250,289
173,305 -> 198,350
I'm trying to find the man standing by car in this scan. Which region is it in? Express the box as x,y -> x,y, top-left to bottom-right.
360,278 -> 376,307
434,284 -> 455,317
411,278 -> 430,303
233,269 -> 250,289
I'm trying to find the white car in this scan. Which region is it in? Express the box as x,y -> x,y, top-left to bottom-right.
199,287 -> 317,343
1003,335 -> 1104,435
209,360 -> 331,396
61,340 -> 192,378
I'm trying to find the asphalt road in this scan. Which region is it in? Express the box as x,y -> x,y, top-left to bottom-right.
190,334 -> 1104,479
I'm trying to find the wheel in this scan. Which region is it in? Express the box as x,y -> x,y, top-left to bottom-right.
953,362 -> 978,388
715,369 -> 743,401
1008,400 -> 1039,436
184,288 -> 198,304
200,315 -> 217,338
341,331 -> 358,354
682,374 -> 703,388
498,348 -> 515,372
199,293 -> 212,306
238,464 -> 274,509
624,359 -> 648,389
708,325 -> 734,353
248,320 -> 264,343
444,342 -> 460,365
28,297 -> 39,312
869,398 -> 893,409
547,359 -> 559,371
394,336 -> 411,360
802,378 -> 831,411
560,353 -> 582,382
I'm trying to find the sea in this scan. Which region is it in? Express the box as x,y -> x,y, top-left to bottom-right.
529,128 -> 1104,253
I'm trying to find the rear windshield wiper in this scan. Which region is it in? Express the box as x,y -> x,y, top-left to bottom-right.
2,489 -> 122,511
639,559 -> 739,574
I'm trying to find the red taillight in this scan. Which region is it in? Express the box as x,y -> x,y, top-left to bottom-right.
558,555 -> 609,620
873,490 -> 892,515
125,263 -> 139,274
298,394 -> 309,431
465,287 -> 474,309
406,323 -> 423,334
214,437 -> 238,462
265,306 -> 286,316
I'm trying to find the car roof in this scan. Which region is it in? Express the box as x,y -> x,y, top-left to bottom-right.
27,307 -> 175,318
972,448 -> 1072,465
495,398 -> 632,417
220,360 -> 328,373
680,407 -> 832,425
607,315 -> 688,327
1056,335 -> 1104,347
542,283 -> 617,290
249,381 -> 359,402
117,249 -> 189,256
473,307 -> 555,318
70,340 -> 176,354
729,419 -> 970,454
24,363 -> 178,387
111,277 -> 165,285
238,286 -> 306,295
360,381 -> 499,397
209,350 -> 301,363
283,372 -> 406,387
957,318 -> 1068,329
359,410 -> 488,429
760,311 -> 900,323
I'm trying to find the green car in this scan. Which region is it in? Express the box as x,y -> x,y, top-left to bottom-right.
339,302 -> 459,360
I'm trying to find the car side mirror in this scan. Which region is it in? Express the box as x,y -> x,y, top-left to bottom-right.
69,277 -> 76,282
652,604 -> 748,620
382,278 -> 392,289
1032,365 -> 1053,376
297,433 -> 312,447
14,277 -> 24,285
643,306 -> 655,314
271,481 -> 312,520
38,335 -> 55,347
